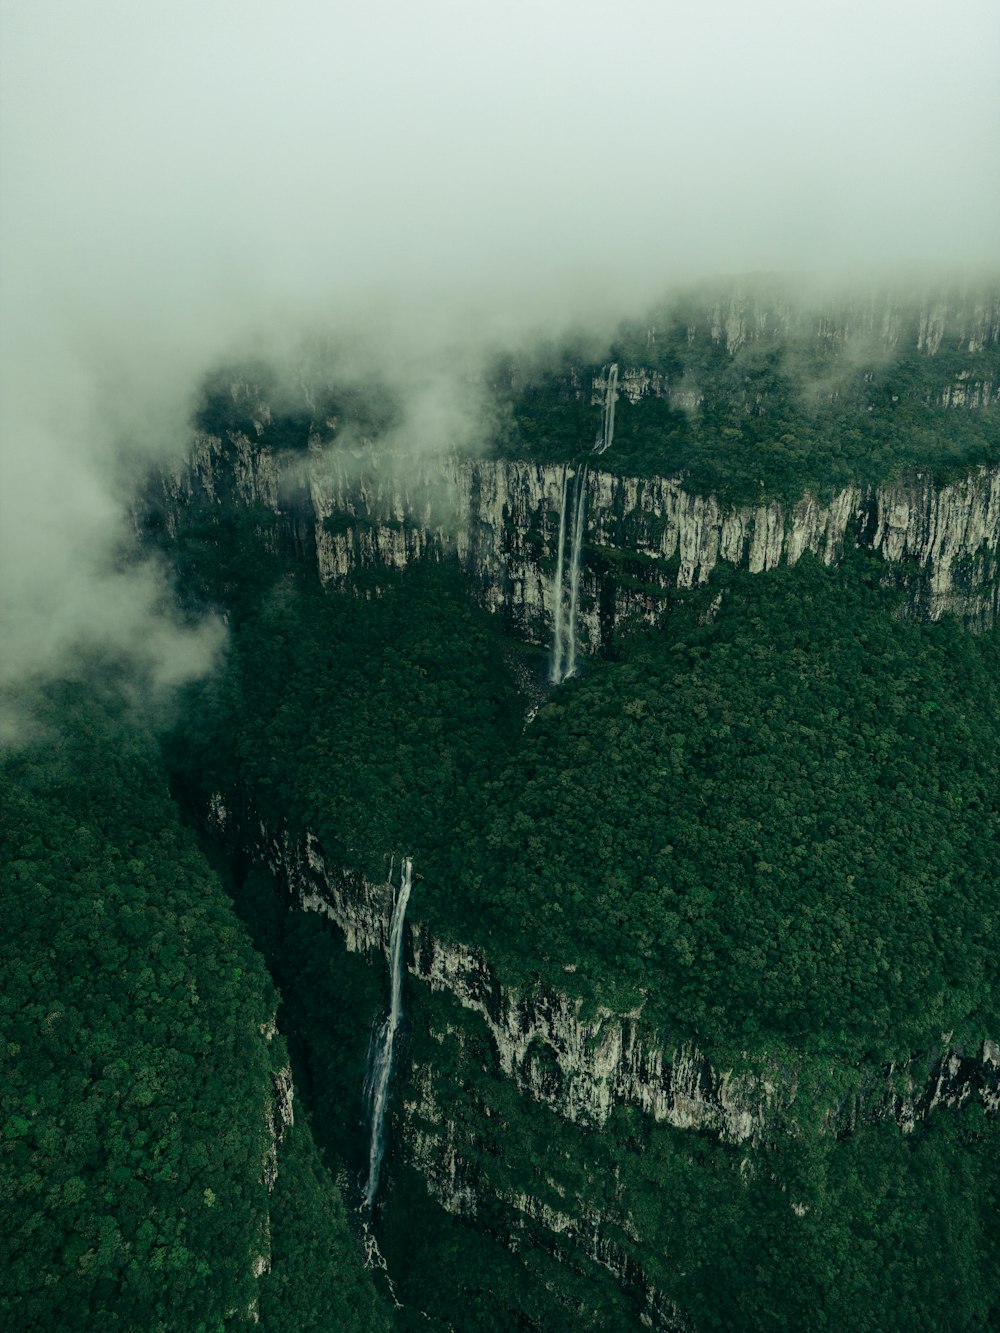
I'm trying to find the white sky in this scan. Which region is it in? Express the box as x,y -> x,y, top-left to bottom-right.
4,0 -> 998,318
1,0 -> 998,705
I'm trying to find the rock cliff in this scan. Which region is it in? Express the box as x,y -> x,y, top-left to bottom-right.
204,789 -> 1000,1311
158,435 -> 1000,647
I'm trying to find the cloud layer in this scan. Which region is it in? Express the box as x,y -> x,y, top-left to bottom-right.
2,0 -> 999,707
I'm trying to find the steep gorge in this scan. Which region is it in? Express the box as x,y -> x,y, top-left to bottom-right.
147,288 -> 1000,1328
198,779 -> 1000,1331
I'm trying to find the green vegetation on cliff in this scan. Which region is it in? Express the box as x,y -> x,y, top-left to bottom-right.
180,551 -> 1000,1066
258,1118 -> 391,1333
391,979 -> 1000,1332
170,561 -> 524,882
0,681 -> 387,1331
155,438 -> 1000,1328
456,555 -> 1000,1061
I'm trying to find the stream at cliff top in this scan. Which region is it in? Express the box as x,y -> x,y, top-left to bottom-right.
362,857 -> 413,1211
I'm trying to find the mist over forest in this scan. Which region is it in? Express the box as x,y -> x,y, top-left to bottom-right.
3,0 -> 999,705
3,3 -> 1000,1330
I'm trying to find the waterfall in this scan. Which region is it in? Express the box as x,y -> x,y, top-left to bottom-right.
549,367 -> 607,679
361,857 -> 413,1212
549,466 -> 588,683
594,363 -> 618,454
549,468 -> 569,684
566,465 -> 588,679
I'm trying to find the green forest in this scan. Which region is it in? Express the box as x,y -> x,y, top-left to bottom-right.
0,680 -> 390,1332
5,290 -> 1000,1330
170,553 -> 1000,1068
458,556 -> 1000,1061
158,530 -> 1000,1328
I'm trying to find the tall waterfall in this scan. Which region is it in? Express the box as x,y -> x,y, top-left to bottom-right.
549,468 -> 569,684
549,466 -> 588,683
548,365 -> 609,680
566,465 -> 588,679
361,857 -> 413,1212
594,362 -> 618,454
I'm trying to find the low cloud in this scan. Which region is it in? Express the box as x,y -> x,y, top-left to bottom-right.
2,0 -> 998,717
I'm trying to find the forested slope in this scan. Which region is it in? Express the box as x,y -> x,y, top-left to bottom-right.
0,681 -> 388,1331
174,551 -> 1000,1068
163,539 -> 1000,1329
9,279 -> 1000,1329
456,555 -> 1000,1061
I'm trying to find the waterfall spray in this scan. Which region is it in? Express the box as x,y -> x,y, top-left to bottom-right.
549,466 -> 589,683
565,465 -> 588,679
549,468 -> 569,684
594,363 -> 618,454
361,857 -> 413,1212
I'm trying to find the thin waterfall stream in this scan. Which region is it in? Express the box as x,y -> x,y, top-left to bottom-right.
549,468 -> 570,684
595,362 -> 618,454
361,857 -> 413,1212
549,466 -> 589,684
548,363 -> 615,682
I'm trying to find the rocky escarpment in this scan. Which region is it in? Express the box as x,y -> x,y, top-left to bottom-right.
247,1025 -> 295,1304
203,790 -> 999,1329
157,434 -> 1000,648
261,1059 -> 295,1195
206,792 -> 780,1143
205,793 -> 1000,1146
313,456 -> 1000,638
671,281 -> 1000,363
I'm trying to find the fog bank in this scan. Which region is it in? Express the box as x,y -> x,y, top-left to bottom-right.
2,0 -> 998,710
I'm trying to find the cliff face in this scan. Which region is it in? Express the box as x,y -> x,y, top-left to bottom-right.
694,287 -> 999,371
205,792 -> 780,1142
216,795 -> 998,1138
245,1056 -> 295,1313
205,791 -> 999,1324
159,436 -> 1000,645
527,283 -> 1000,410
